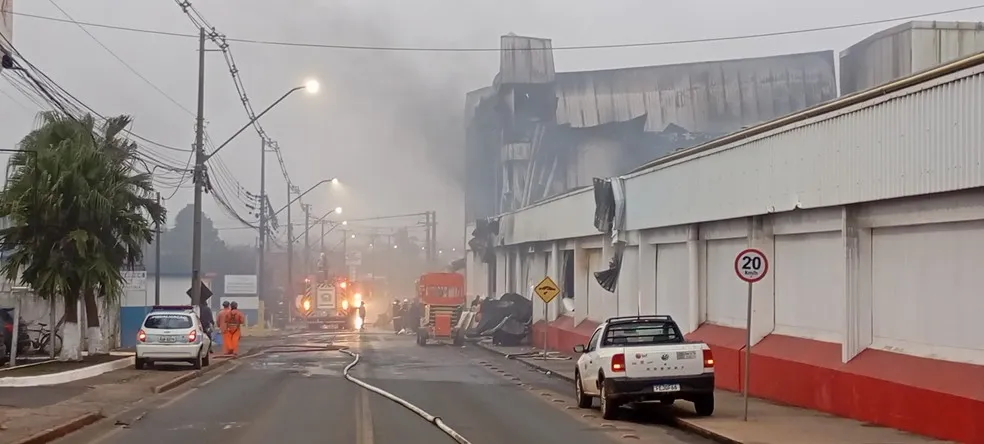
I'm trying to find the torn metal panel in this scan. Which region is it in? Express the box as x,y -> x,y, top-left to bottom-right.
499,34 -> 556,85
554,50 -> 837,134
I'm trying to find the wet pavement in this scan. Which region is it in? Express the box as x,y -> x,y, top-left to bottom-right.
54,330 -> 714,444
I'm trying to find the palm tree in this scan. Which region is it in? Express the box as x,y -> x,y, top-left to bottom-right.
0,112 -> 164,360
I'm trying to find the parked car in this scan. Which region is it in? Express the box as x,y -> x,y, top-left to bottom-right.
135,305 -> 211,370
0,307 -> 30,357
573,315 -> 715,419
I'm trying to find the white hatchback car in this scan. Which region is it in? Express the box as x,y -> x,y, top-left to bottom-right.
135,306 -> 211,370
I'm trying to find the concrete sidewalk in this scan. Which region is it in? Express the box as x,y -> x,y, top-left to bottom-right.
0,336 -> 288,444
474,341 -> 951,444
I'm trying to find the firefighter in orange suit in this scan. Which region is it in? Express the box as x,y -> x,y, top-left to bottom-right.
215,301 -> 230,351
222,301 -> 245,356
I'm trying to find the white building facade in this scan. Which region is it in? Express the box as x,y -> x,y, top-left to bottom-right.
465,53 -> 984,443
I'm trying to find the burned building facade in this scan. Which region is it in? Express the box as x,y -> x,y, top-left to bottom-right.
464,34 -> 838,222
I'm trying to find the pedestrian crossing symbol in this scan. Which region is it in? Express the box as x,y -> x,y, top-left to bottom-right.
534,276 -> 561,304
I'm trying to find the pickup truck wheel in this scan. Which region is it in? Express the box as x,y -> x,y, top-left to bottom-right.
600,384 -> 619,420
574,372 -> 592,408
693,394 -> 714,416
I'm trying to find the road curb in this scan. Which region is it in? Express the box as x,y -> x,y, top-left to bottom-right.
668,418 -> 744,444
10,412 -> 104,444
471,342 -> 576,383
152,357 -> 233,394
471,342 -> 744,444
0,356 -> 135,387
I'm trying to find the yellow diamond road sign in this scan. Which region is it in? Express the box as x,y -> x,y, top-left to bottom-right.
534,276 -> 561,304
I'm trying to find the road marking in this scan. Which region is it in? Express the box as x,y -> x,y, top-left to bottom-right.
355,367 -> 374,444
358,389 -> 375,443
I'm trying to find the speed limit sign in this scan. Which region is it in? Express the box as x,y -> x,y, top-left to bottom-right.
734,248 -> 768,283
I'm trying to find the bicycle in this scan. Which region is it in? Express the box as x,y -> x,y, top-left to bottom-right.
25,316 -> 64,356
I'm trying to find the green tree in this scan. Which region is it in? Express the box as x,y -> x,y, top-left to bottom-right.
0,112 -> 164,360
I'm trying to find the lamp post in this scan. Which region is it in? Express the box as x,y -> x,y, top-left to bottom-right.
188,27 -> 319,312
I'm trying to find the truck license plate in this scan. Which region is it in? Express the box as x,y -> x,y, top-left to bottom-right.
676,351 -> 697,360
653,384 -> 681,393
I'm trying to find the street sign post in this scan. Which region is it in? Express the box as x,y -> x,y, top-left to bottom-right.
533,276 -> 561,358
734,247 -> 769,421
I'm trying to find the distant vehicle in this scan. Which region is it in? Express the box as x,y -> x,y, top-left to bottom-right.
414,272 -> 466,346
135,306 -> 211,370
572,315 -> 715,420
296,277 -> 360,331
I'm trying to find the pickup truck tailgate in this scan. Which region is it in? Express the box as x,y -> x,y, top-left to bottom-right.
625,343 -> 706,378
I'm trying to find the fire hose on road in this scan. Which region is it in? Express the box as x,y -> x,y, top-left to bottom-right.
257,343 -> 472,443
339,349 -> 473,444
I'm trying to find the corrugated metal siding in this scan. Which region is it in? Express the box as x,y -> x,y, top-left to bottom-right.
622,62 -> 984,231
910,26 -> 984,71
498,35 -> 556,85
840,21 -> 984,95
497,57 -> 984,245
554,51 -> 836,134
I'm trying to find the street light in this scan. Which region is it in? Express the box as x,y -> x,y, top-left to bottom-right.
190,78 -> 321,311
305,79 -> 320,94
331,177 -> 340,185
335,206 -> 343,214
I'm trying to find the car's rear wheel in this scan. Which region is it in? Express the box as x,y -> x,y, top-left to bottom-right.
134,357 -> 146,370
600,383 -> 619,420
693,394 -> 714,416
574,371 -> 592,408
191,350 -> 203,370
202,353 -> 211,367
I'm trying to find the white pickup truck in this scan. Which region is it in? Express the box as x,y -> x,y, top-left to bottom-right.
572,315 -> 715,419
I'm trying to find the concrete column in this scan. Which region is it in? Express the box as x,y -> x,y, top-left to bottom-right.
513,249 -> 524,294
686,224 -> 703,334
531,251 -> 546,323
495,249 -> 507,297
842,205 -> 873,362
548,241 -> 561,321
601,238 -> 617,316
573,241 -> 589,325
748,216 -> 775,345
638,240 -> 657,315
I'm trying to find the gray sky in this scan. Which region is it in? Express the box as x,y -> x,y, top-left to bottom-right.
2,0 -> 983,249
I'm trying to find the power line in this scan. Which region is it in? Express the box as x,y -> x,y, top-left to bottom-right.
43,0 -> 196,117
173,1 -> 304,221
7,5 -> 984,52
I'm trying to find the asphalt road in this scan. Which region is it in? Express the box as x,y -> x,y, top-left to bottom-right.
64,330 -> 712,444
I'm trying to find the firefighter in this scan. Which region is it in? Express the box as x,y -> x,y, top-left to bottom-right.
391,299 -> 402,333
358,301 -> 367,332
222,301 -> 246,356
215,301 -> 230,349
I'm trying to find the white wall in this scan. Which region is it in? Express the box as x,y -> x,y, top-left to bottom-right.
705,238 -> 747,328
655,243 -> 690,331
773,232 -> 844,342
871,220 -> 984,365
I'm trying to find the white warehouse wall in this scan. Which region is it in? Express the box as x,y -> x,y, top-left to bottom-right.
465,58 -> 984,367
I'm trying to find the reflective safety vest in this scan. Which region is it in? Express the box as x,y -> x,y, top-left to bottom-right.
224,310 -> 245,331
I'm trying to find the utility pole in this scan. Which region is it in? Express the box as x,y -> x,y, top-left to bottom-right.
303,204 -> 311,276
155,191 -> 162,305
431,211 -> 438,264
342,228 -> 348,279
320,221 -> 326,257
425,211 -> 432,264
286,187 -> 294,300
258,139 -> 266,304
190,27 -> 206,313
